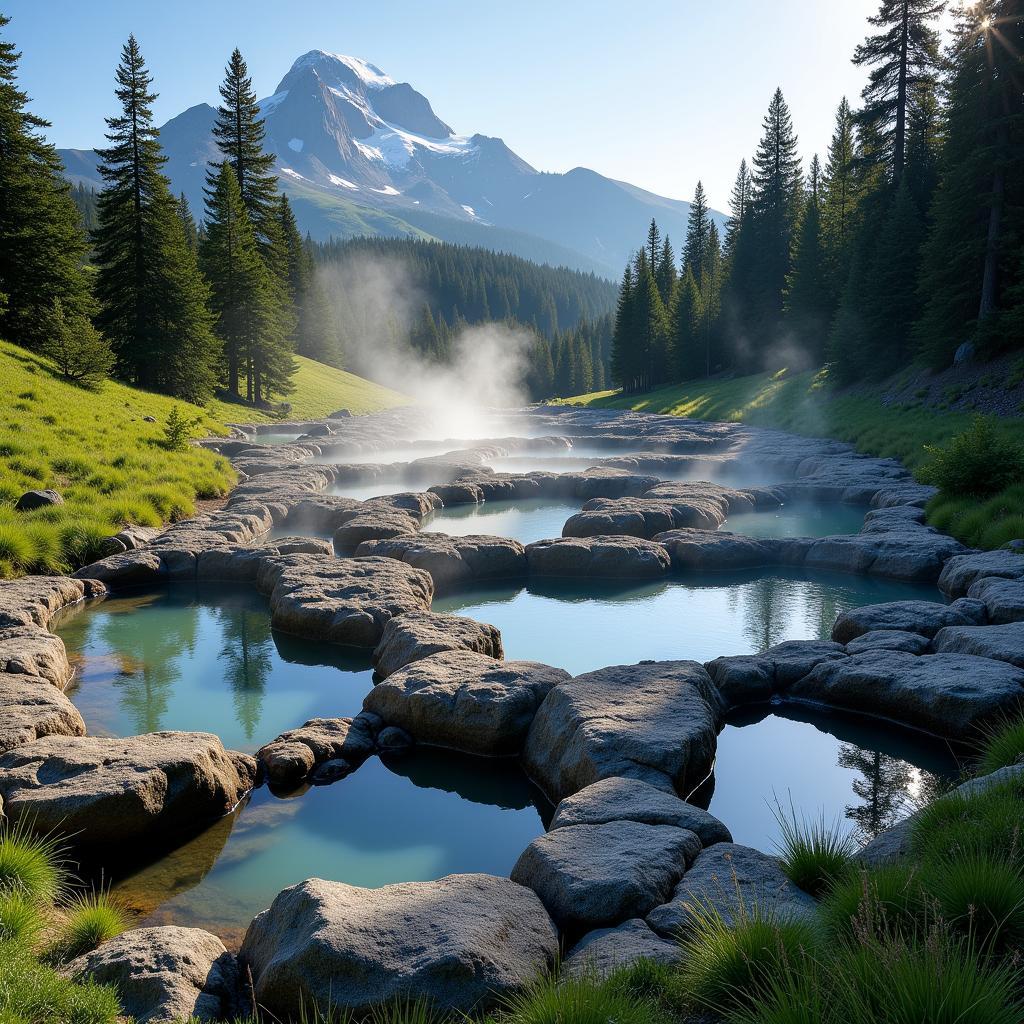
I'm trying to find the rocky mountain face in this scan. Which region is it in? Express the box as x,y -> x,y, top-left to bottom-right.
59,50 -> 722,276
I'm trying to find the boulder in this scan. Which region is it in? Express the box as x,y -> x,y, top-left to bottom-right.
511,821 -> 700,936
66,926 -> 239,1023
549,776 -> 732,847
0,672 -> 86,754
239,874 -> 558,1018
0,575 -> 104,629
845,630 -> 931,655
791,651 -> 1024,737
356,533 -> 527,590
831,598 -> 987,643
14,489 -> 64,511
523,661 -> 723,802
939,550 -> 1024,598
372,611 -> 503,679
257,714 -> 378,787
428,482 -> 484,506
364,651 -> 569,756
932,622 -> 1024,668
647,843 -> 818,938
525,536 -> 671,579
968,577 -> 1024,625
262,554 -> 433,647
655,530 -> 802,573
0,624 -> 74,687
333,512 -> 419,551
328,408 -> 352,419
75,550 -> 166,588
562,919 -> 683,979
803,529 -> 966,582
705,640 -> 847,707
0,732 -> 257,843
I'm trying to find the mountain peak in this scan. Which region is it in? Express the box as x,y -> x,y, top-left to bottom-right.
284,50 -> 395,92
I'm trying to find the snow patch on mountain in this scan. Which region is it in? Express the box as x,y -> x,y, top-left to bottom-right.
296,49 -> 394,89
328,174 -> 359,190
371,185 -> 400,196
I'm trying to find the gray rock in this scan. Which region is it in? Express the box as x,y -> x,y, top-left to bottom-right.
705,640 -> 847,707
523,661 -> 723,802
75,550 -> 166,588
512,821 -> 701,935
0,624 -> 74,687
66,926 -> 238,1023
377,725 -> 413,750
428,482 -> 484,505
0,575 -> 104,629
364,651 -> 568,756
239,874 -> 558,1018
525,536 -> 671,579
328,408 -> 352,418
0,732 -> 256,843
258,714 -> 378,787
549,777 -> 732,847
655,530 -> 800,573
0,672 -> 86,755
333,511 -> 419,551
831,598 -> 987,643
647,843 -> 818,938
373,611 -> 503,679
791,651 -> 1024,737
939,550 -> 1024,598
357,533 -> 527,590
562,919 -> 682,979
968,577 -> 1024,625
803,528 -> 966,582
14,488 -> 64,511
845,630 -> 931,655
931,621 -> 1024,667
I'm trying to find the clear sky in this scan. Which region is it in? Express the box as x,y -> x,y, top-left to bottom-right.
4,0 -> 953,211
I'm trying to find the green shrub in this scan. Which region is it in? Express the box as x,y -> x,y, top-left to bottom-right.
724,963 -> 831,1024
773,805 -> 856,897
677,902 -> 820,1013
918,416 -> 1024,498
0,825 -> 64,904
496,971 -> 671,1024
0,527 -> 34,574
975,714 -> 1024,776
46,892 -> 127,964
819,863 -> 924,940
163,406 -> 202,452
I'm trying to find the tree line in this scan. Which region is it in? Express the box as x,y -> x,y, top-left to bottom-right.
611,0 -> 1024,393
0,19 -> 332,405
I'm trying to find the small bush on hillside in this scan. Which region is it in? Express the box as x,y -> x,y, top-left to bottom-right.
42,300 -> 114,389
918,416 -> 1024,497
163,406 -> 203,452
773,805 -> 856,897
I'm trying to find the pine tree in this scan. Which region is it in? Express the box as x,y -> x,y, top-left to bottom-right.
177,192 -> 198,252
853,0 -> 944,182
645,219 -> 662,274
632,249 -> 669,389
93,36 -> 218,400
821,98 -> 861,302
209,48 -> 278,239
683,180 -> 711,278
670,266 -> 702,380
656,235 -> 677,305
698,221 -> 723,375
572,335 -> 594,395
724,160 -> 751,260
610,262 -> 637,392
0,13 -> 93,348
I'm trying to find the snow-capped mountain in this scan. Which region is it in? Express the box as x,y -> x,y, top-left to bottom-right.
60,50 -> 721,276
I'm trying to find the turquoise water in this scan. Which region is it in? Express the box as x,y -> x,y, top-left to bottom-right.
703,704 -> 961,850
432,572 -> 943,675
107,750 -> 548,946
56,586 -> 374,753
422,498 -> 581,544
251,432 -> 305,446
723,502 -> 867,538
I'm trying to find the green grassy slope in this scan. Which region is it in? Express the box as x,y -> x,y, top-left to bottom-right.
569,369 -> 1024,548
0,341 -> 406,576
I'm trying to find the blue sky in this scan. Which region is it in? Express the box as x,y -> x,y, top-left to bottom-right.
5,1 -> 950,210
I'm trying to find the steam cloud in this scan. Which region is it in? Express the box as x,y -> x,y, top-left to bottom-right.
317,256 -> 534,435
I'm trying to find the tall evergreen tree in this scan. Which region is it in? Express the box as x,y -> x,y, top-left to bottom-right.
821,98 -> 862,301
93,36 -> 218,400
683,180 -> 711,278
671,266 -> 703,380
0,13 -> 93,348
611,262 -> 637,391
698,221 -> 723,375
632,249 -> 670,389
177,192 -> 198,252
656,235 -> 677,305
724,160 -> 752,260
853,0 -> 944,182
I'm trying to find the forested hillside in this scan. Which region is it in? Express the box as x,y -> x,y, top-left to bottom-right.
608,0 -> 1024,393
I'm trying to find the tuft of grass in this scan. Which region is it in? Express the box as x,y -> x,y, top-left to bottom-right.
677,901 -> 821,1013
819,863 -> 924,941
772,804 -> 856,898
46,892 -> 128,964
0,825 -> 65,905
975,713 -> 1024,777
495,970 -> 671,1024
0,890 -> 45,946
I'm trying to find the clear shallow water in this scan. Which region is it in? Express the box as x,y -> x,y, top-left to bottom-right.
106,751 -> 549,947
724,502 -> 867,539
702,705 -> 961,851
422,499 -> 581,545
249,432 -> 304,446
56,586 -> 374,753
433,572 -> 943,675
328,479 -> 422,501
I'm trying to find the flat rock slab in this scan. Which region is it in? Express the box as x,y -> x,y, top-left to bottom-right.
647,843 -> 818,938
790,651 -> 1024,737
969,577 -> 1024,625
931,622 -> 1024,668
66,926 -> 238,1023
373,610 -> 503,678
239,874 -> 558,1018
523,661 -> 723,802
525,536 -> 671,579
257,714 -> 379,787
333,512 -> 419,551
705,640 -> 847,707
803,529 -> 966,582
364,651 -> 569,756
845,630 -> 932,655
831,598 -> 987,643
562,488 -> 744,539
0,672 -> 86,755
0,732 -> 256,844
939,550 -> 1024,598
655,530 -> 802,572
357,533 -> 527,590
264,555 -> 433,647
0,575 -> 104,628
0,624 -> 74,687
512,820 -> 700,936
549,776 -> 732,847
563,919 -> 683,979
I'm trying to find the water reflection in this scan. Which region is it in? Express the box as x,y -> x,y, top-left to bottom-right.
421,498 -> 581,545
